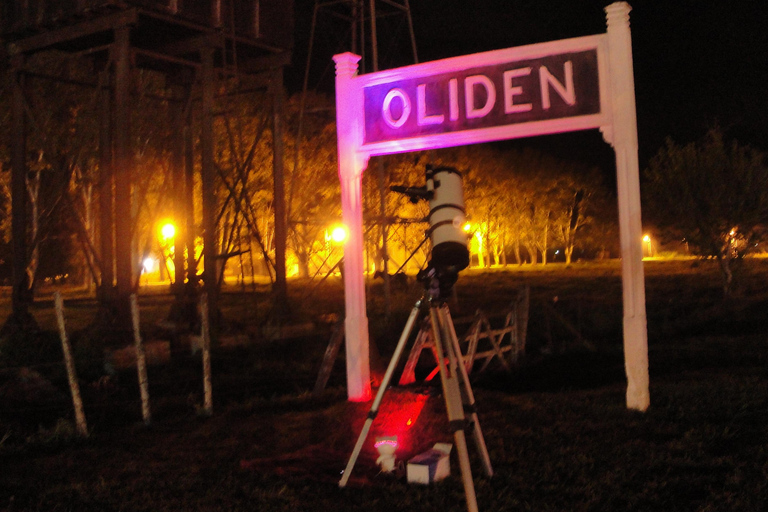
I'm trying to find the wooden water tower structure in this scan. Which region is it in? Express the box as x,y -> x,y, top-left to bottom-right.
1,1 -> 293,331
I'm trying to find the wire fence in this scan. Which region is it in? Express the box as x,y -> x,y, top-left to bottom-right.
3,350 -> 318,398
1,282 -> 610,444
0,293 -> 337,440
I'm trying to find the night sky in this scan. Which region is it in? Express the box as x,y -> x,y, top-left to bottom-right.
288,0 -> 768,179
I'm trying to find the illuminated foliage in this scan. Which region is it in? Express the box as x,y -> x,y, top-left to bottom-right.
284,92 -> 343,277
421,145 -> 610,267
0,54 -> 618,292
645,127 -> 768,294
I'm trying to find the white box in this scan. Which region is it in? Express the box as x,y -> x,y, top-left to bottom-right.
407,443 -> 452,484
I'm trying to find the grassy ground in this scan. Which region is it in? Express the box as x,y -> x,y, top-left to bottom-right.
1,259 -> 767,511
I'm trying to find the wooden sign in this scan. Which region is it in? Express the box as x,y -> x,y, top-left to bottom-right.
357,35 -> 609,155
334,2 -> 649,413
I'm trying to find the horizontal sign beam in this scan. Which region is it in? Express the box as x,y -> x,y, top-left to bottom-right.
357,34 -> 609,155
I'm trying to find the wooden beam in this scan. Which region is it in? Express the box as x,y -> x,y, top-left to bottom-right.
113,25 -> 134,301
23,70 -> 98,89
238,51 -> 292,74
99,68 -> 114,301
200,44 -> 218,316
184,86 -> 198,288
171,88 -> 187,290
156,33 -> 224,58
133,47 -> 202,69
271,68 -> 288,306
10,57 -> 29,316
8,9 -> 138,55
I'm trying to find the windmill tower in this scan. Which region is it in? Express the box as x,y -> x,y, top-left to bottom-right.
304,0 -> 417,78
296,0 -> 418,311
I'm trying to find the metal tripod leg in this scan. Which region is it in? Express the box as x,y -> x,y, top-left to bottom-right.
440,304 -> 494,478
429,306 -> 479,512
339,298 -> 424,488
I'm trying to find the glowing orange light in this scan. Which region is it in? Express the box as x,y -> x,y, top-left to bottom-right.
161,223 -> 176,239
143,257 -> 156,273
330,225 -> 347,243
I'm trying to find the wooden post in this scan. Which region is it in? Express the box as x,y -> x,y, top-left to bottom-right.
398,321 -> 431,386
200,44 -> 218,318
10,55 -> 30,318
184,85 -> 198,288
99,68 -> 114,301
54,292 -> 88,437
113,25 -> 134,308
313,319 -> 345,397
200,293 -> 213,415
168,84 -> 197,327
130,294 -> 152,425
377,160 -> 391,317
171,90 -> 186,291
517,285 -> 530,355
334,53 -> 371,402
271,68 -> 288,308
604,2 -> 650,412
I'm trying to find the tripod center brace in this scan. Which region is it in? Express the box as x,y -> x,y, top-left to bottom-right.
339,274 -> 494,512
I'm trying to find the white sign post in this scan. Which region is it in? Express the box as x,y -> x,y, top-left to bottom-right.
334,53 -> 373,402
334,2 -> 649,410
603,3 -> 649,411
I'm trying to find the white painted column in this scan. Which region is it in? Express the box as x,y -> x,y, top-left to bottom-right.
604,2 -> 650,411
334,53 -> 372,402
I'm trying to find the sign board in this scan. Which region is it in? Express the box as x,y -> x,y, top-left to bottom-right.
334,2 -> 649,413
357,35 -> 609,155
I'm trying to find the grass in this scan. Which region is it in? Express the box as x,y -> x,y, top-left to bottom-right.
1,258 -> 767,511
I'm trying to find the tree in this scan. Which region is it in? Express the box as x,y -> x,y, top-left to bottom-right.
507,149 -> 602,266
548,168 -> 604,265
422,145 -> 611,268
644,128 -> 768,295
11,52 -> 100,292
285,92 -> 343,278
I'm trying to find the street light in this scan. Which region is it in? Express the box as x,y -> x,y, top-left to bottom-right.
329,225 -> 348,244
160,222 -> 176,240
643,234 -> 652,257
143,257 -> 156,273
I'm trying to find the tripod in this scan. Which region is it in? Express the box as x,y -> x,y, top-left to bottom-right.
339,270 -> 493,512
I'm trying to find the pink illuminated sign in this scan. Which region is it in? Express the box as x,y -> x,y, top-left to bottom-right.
364,50 -> 601,144
355,35 -> 610,156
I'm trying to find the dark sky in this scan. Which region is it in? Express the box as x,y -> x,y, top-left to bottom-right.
288,1 -> 768,176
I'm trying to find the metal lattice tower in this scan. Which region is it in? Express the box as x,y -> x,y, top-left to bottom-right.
1,1 -> 294,330
296,0 -> 418,313
305,0 -> 417,79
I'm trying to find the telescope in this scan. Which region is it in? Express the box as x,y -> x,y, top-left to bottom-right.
391,165 -> 470,299
343,166 -> 492,503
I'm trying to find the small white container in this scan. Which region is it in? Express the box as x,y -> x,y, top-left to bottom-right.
407,443 -> 453,484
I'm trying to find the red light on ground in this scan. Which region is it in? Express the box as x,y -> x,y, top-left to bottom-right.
373,391 -> 430,458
